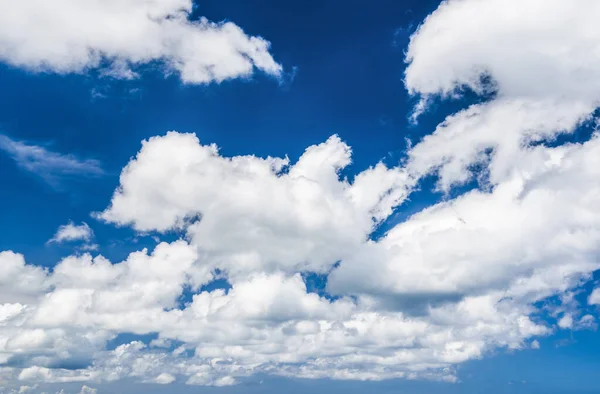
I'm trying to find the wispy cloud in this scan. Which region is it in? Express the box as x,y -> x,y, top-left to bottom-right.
0,134 -> 104,187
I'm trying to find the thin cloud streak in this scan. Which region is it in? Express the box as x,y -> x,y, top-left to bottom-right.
0,134 -> 104,187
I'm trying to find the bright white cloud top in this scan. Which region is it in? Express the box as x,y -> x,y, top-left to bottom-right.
1,0 -> 600,390
0,0 -> 282,84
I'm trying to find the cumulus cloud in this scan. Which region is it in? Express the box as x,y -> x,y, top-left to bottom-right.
0,0 -> 281,84
0,135 -> 104,187
78,386 -> 96,394
403,0 -> 600,190
154,372 -> 176,384
589,288 -> 600,305
3,0 -> 600,391
48,222 -> 93,245
98,133 -> 410,278
0,243 -> 549,387
557,314 -> 574,330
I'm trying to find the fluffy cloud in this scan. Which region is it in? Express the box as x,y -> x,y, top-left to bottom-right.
404,0 -> 600,190
154,372 -> 176,384
99,133 -> 410,277
0,244 -> 550,387
0,0 -> 281,84
2,0 -> 600,391
0,251 -> 48,304
589,288 -> 600,305
329,135 -> 600,302
4,134 -> 600,387
78,386 -> 96,394
404,0 -> 600,103
48,223 -> 93,245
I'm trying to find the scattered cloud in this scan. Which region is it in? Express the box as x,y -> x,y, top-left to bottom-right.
2,0 -> 600,391
0,134 -> 104,187
0,0 -> 281,84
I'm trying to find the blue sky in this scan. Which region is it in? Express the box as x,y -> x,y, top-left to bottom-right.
1,0 -> 600,393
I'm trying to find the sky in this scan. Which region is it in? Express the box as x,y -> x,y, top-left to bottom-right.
0,0 -> 600,393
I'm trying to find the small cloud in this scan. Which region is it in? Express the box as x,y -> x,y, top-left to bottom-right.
0,134 -> 104,188
90,87 -> 107,101
278,65 -> 298,91
79,386 -> 97,394
154,372 -> 176,384
531,340 -> 540,349
48,222 -> 93,245
589,288 -> 600,305
575,314 -> 597,331
79,243 -> 100,252
408,96 -> 431,125
100,59 -> 139,80
557,314 -> 574,329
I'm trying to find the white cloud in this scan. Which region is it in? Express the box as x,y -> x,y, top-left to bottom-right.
0,135 -> 104,187
404,0 -> 600,192
0,251 -> 48,304
154,373 -> 176,384
557,314 -> 574,330
328,135 -> 600,301
48,222 -> 93,245
79,386 -> 97,394
98,132 -> 411,278
576,314 -> 596,331
405,0 -> 600,103
0,0 -> 281,84
0,240 -> 550,386
589,288 -> 600,305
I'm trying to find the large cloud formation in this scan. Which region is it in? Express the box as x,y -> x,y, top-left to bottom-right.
0,0 -> 281,84
2,0 -> 600,391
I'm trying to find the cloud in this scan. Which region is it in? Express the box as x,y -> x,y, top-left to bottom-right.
404,0 -> 600,102
557,314 -> 574,329
3,0 -> 600,390
79,386 -> 97,394
3,131 -> 599,387
0,135 -> 104,187
154,373 -> 176,384
589,288 -> 600,305
48,222 -> 93,245
0,0 -> 281,84
403,0 -> 600,191
98,132 -> 410,278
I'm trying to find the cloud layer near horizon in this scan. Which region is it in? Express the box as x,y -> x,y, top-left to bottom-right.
2,0 -> 600,391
